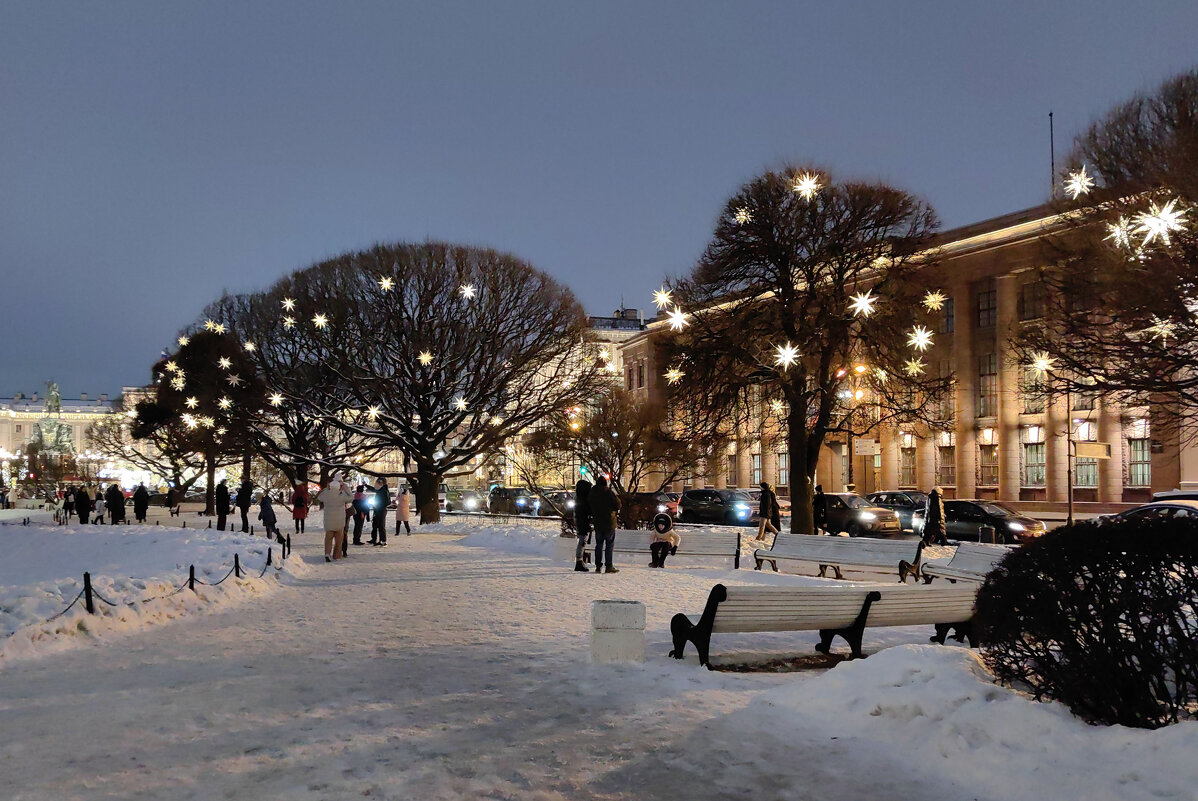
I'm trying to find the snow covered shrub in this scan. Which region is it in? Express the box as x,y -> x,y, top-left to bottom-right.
976,516 -> 1198,728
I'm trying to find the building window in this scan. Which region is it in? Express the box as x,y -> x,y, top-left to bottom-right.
14,425 -> 21,433
977,289 -> 997,328
935,431 -> 956,487
1072,379 -> 1097,412
776,452 -> 789,488
1022,426 -> 1047,487
751,453 -> 762,486
1018,282 -> 1045,321
1128,438 -> 1151,487
626,367 -> 634,391
1074,421 -> 1098,488
899,446 -> 917,486
939,299 -> 955,333
637,363 -> 645,389
1021,372 -> 1045,414
977,354 -> 997,417
979,444 -> 999,486
725,442 -> 737,487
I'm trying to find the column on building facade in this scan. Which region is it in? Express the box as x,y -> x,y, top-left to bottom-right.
763,448 -> 778,490
1097,398 -> 1124,503
712,450 -> 727,489
952,282 -> 977,499
996,275 -> 1021,502
736,439 -> 751,489
879,427 -> 898,489
1045,392 -> 1069,503
916,426 -> 937,491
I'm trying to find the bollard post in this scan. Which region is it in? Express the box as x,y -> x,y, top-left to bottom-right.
83,572 -> 95,614
250,526 -> 255,536
234,553 -> 241,578
286,534 -> 291,558
156,520 -> 161,526
188,564 -> 196,591
207,520 -> 212,529
182,520 -> 187,529
266,547 -> 273,567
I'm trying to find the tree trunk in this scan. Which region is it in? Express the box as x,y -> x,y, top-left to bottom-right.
415,466 -> 441,524
242,451 -> 252,479
204,452 -> 216,516
789,413 -> 815,535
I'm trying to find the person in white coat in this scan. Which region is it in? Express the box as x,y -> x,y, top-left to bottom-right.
396,487 -> 411,535
316,475 -> 354,562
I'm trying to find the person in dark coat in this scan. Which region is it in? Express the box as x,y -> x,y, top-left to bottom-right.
257,493 -> 279,539
369,478 -> 390,546
923,486 -> 947,546
165,486 -> 178,517
756,481 -> 781,541
64,486 -> 76,521
573,477 -> 593,572
75,485 -> 92,526
812,484 -> 827,534
105,483 -> 124,525
236,479 -> 253,533
132,484 -> 150,523
588,475 -> 621,574
215,479 -> 231,531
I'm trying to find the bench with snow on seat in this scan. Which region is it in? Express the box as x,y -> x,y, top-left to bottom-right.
920,542 -> 1013,584
669,582 -> 980,667
753,532 -> 924,582
581,529 -> 741,569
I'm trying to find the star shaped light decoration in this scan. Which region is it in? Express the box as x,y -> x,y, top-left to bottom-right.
312,313 -> 329,329
212,323 -> 227,334
226,373 -> 242,387
664,366 -> 684,385
283,316 -> 295,329
281,297 -> 296,311
455,397 -> 468,411
181,413 -> 198,429
185,396 -> 199,409
218,396 -> 232,410
848,290 -> 877,317
1147,315 -> 1178,343
366,405 -> 380,420
177,336 -> 189,346
667,307 -> 688,331
459,284 -> 476,299
903,358 -> 926,377
170,376 -> 185,391
418,351 -> 434,366
1135,198 -> 1188,248
218,357 -> 232,369
164,360 -> 180,373
378,276 -> 394,291
1063,165 -> 1095,199
769,399 -> 786,416
1105,217 -> 1133,249
204,319 -> 218,331
1029,352 -> 1056,376
873,367 -> 888,384
907,325 -> 933,352
790,172 -> 821,200
243,341 -> 255,352
268,393 -> 284,407
200,416 -> 215,428
653,287 -> 672,308
598,347 -> 611,362
922,289 -> 947,312
774,342 -> 799,369
733,207 -> 753,225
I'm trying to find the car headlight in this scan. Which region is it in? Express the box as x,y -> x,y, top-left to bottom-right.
566,500 -> 574,509
859,511 -> 877,521
516,498 -> 526,506
657,504 -> 667,513
533,500 -> 541,509
464,497 -> 477,509
1008,522 -> 1025,531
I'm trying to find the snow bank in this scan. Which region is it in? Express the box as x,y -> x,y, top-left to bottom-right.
0,522 -> 309,664
432,520 -> 564,557
756,645 -> 1198,800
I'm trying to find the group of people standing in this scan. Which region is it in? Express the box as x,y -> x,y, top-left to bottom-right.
315,475 -> 411,562
57,483 -> 130,525
570,475 -> 681,573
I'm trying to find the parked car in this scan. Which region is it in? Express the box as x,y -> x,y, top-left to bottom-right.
1099,499 -> 1198,524
487,486 -> 537,515
822,493 -> 902,537
537,490 -> 574,517
444,488 -> 484,513
1151,490 -> 1198,502
677,488 -> 755,526
912,499 -> 1046,544
663,492 -> 681,516
621,492 -> 674,528
865,491 -> 928,532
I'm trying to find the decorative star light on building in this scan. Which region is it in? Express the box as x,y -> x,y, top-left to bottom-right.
459,284 -> 476,299
1105,216 -> 1133,249
1029,352 -> 1056,376
903,358 -> 926,376
653,288 -> 672,308
378,276 -> 394,291
922,290 -> 947,311
177,336 -> 189,346
1063,165 -> 1095,199
218,357 -> 232,369
791,172 -> 821,200
218,396 -> 232,410
665,367 -> 684,385
1147,315 -> 1178,343
418,351 -> 433,366
1135,198 -> 1188,248
774,342 -> 799,369
268,393 -> 284,407
283,316 -> 295,329
185,397 -> 199,409
733,207 -> 753,225
243,341 -> 255,352
312,313 -> 329,329
226,373 -> 242,387
667,307 -> 688,331
848,290 -> 877,317
282,297 -> 296,311
907,325 -> 933,351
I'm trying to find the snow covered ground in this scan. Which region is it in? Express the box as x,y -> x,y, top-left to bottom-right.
0,519 -> 1193,800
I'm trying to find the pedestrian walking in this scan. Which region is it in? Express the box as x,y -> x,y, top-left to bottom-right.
396,487 -> 411,535
133,483 -> 150,523
215,479 -> 231,531
105,483 -> 124,525
258,493 -> 280,539
289,482 -> 309,535
812,484 -> 827,534
351,484 -> 368,545
63,486 -> 75,521
165,485 -> 178,517
369,478 -> 389,546
92,489 -> 106,525
755,481 -> 781,541
235,479 -> 254,532
923,486 -> 948,547
588,475 -> 620,574
573,477 -> 593,572
317,475 -> 354,562
75,485 -> 92,525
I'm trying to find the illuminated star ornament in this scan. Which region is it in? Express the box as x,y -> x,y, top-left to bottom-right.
733,207 -> 753,225
1063,165 -> 1095,199
873,367 -> 888,384
922,290 -> 947,312
418,351 -> 434,366
459,284 -> 476,299
907,325 -> 933,351
665,367 -> 684,385
1147,316 -> 1178,343
283,316 -> 295,329
212,323 -> 226,334
170,377 -> 185,391
218,397 -> 232,410
791,172 -> 821,200
769,399 -> 785,415
164,360 -> 180,373
653,288 -> 672,309
281,297 -> 296,311
181,413 -> 198,429
849,290 -> 877,317
774,342 -> 799,369
312,313 -> 329,329
268,393 -> 284,407
1135,198 -> 1188,248
1105,217 -> 1133,249
378,276 -> 394,291
243,341 -> 255,352
204,319 -> 218,331
226,373 -> 242,387
218,357 -> 232,369
177,336 -> 189,346
454,397 -> 468,411
185,396 -> 199,409
1029,352 -> 1056,376
667,307 -> 688,331
903,358 -> 926,377
366,405 -> 380,420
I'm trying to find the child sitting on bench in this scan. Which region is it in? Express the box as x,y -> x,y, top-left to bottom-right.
649,523 -> 681,568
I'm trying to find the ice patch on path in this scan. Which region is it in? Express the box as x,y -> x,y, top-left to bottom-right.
0,522 -> 309,665
755,644 -> 1198,801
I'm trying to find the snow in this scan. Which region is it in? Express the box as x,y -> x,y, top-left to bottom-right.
1,518 -> 1192,799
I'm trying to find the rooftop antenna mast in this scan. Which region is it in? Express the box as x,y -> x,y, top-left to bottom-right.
1049,111 -> 1056,197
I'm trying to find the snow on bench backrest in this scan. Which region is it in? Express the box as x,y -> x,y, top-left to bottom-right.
711,583 -> 978,633
762,533 -> 920,566
942,543 -> 1011,575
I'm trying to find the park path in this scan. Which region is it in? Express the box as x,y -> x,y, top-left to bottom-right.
0,532 -> 971,800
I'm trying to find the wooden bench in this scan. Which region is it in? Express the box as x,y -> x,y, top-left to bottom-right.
582,529 -> 741,569
669,582 -> 979,666
921,542 -> 1013,584
754,532 -> 924,582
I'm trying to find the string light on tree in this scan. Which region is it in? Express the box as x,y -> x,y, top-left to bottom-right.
907,325 -> 933,351
459,284 -> 476,299
366,405 -> 380,420
204,319 -> 218,331
903,358 -> 926,376
1029,352 -> 1057,376
218,357 -> 232,369
848,290 -> 877,317
164,361 -> 180,373
774,342 -> 799,369
922,290 -> 947,311
170,377 -> 185,391
1135,198 -> 1188,248
1105,217 -> 1133,249
1147,316 -> 1178,343
733,207 -> 753,224
312,313 -> 329,329
177,336 -> 189,346
1064,165 -> 1095,199
181,413 -> 198,429
268,393 -> 284,407
212,323 -> 226,334
418,351 -> 434,366
283,316 -> 295,329
282,297 -> 296,311
243,341 -> 255,352
226,373 -> 242,387
790,172 -> 821,200
873,367 -> 888,384
667,307 -> 688,331
378,276 -> 394,291
664,366 -> 685,385
769,399 -> 786,415
653,288 -> 672,308
185,397 -> 199,409
218,396 -> 232,410
455,397 -> 468,411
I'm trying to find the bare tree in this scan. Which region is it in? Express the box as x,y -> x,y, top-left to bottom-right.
662,165 -> 950,534
86,400 -> 205,492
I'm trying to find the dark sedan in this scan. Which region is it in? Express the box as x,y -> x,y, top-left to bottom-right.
913,499 -> 1045,544
865,491 -> 928,532
823,493 -> 902,537
678,489 -> 755,526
